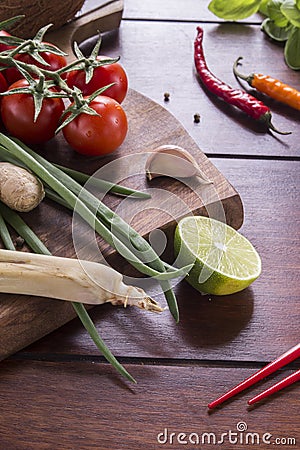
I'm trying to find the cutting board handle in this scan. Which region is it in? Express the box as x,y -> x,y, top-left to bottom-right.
46,0 -> 124,61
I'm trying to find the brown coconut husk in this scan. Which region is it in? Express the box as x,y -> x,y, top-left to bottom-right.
0,0 -> 85,38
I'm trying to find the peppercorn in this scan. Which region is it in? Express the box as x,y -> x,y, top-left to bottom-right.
15,236 -> 25,248
194,113 -> 201,123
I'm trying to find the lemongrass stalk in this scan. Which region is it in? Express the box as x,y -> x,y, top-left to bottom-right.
0,209 -> 15,250
0,249 -> 163,312
0,136 -> 190,283
0,205 -> 136,383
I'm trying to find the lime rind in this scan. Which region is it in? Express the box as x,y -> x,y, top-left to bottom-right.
174,216 -> 261,295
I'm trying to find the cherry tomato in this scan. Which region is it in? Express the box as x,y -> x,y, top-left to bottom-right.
65,56 -> 128,104
62,95 -> 128,156
4,43 -> 67,85
0,71 -> 8,128
0,30 -> 16,83
1,78 -> 65,144
0,71 -> 7,92
0,30 -> 14,52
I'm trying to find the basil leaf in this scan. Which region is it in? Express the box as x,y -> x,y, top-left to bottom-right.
281,0 -> 300,27
268,0 -> 289,26
261,17 -> 292,39
284,25 -> 300,68
259,0 -> 270,15
208,0 -> 262,20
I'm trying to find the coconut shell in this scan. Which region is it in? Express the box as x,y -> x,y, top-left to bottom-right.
0,0 -> 85,38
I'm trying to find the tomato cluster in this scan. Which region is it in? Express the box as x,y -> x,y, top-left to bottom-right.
0,30 -> 129,156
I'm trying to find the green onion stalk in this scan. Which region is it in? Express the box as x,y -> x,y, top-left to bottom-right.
0,150 -> 150,199
0,134 -> 189,321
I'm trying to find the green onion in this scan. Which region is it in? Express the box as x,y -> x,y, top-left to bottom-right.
0,151 -> 150,199
55,163 -> 151,199
0,207 -> 15,250
45,186 -> 180,320
0,202 -> 136,383
71,303 -> 136,382
0,201 -> 51,254
0,135 -> 191,285
11,138 -> 181,321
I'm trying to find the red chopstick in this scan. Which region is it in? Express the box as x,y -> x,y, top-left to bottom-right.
208,343 -> 300,409
248,368 -> 300,405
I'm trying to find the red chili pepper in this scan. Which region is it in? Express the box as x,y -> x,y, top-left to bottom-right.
194,27 -> 290,135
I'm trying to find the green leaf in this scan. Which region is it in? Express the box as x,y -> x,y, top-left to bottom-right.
0,35 -> 23,47
259,0 -> 270,15
281,0 -> 300,27
38,43 -> 67,57
261,17 -> 292,39
73,41 -> 84,60
33,23 -> 53,42
284,25 -> 300,68
297,0 -> 300,8
268,0 -> 289,26
30,50 -> 51,67
208,0 -> 262,20
0,87 -> 31,96
33,92 -> 44,122
85,65 -> 94,84
91,33 -> 102,59
0,15 -> 25,31
88,83 -> 116,102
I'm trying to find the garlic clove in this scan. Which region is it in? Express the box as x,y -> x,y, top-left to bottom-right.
145,144 -> 213,183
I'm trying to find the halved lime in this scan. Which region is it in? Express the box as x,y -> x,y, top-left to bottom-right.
174,216 -> 261,295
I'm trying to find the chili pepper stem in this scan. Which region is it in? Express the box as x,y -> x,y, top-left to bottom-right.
233,57 -> 254,85
261,113 -> 292,135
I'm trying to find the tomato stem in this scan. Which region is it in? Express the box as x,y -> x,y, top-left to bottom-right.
0,23 -> 125,136
8,39 -> 32,57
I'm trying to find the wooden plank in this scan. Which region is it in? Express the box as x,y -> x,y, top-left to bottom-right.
122,0 -> 264,23
80,0 -> 263,24
0,89 -> 243,361
46,0 -> 124,59
22,159 -> 300,363
81,21 -> 300,158
0,360 -> 299,449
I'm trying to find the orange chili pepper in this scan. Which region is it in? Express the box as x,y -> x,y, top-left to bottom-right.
233,57 -> 300,111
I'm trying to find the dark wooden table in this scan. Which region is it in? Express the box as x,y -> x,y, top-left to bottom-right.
1,1 -> 299,448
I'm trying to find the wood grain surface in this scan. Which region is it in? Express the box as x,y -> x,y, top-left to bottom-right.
0,88 -> 243,361
84,21 -> 300,158
0,360 -> 299,449
122,0 -> 264,23
24,159 -> 300,362
1,1 -> 299,449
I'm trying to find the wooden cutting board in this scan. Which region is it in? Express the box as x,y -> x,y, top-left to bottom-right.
0,1 -> 243,360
